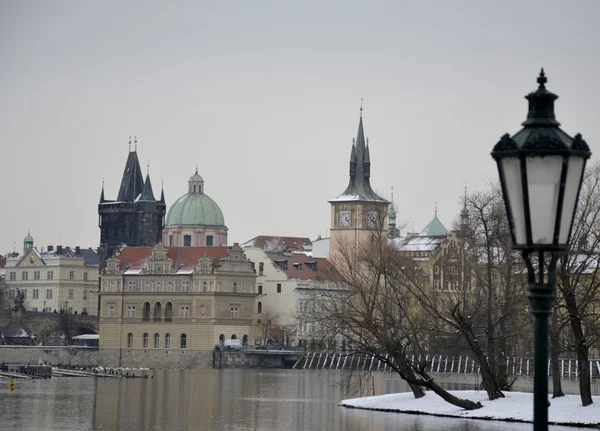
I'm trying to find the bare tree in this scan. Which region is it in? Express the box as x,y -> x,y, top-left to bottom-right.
309,227 -> 483,410
556,162 -> 600,406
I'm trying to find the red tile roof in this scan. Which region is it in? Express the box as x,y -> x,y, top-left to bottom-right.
117,246 -> 230,270
242,235 -> 312,253
266,253 -> 338,281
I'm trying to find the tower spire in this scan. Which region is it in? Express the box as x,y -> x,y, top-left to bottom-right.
128,136 -> 131,152
360,97 -> 363,118
100,177 -> 105,203
135,136 -> 138,152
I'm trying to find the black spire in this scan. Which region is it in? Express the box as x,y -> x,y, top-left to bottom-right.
100,179 -> 105,203
117,147 -> 144,202
339,113 -> 387,202
160,180 -> 165,204
141,172 -> 156,201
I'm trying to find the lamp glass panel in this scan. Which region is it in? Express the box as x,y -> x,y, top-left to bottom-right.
559,157 -> 585,244
526,156 -> 563,245
499,157 -> 527,245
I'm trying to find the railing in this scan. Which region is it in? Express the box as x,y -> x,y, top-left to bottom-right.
294,352 -> 600,380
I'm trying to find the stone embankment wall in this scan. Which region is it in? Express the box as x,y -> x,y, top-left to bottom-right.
0,346 -> 99,367
213,351 -> 298,369
98,349 -> 213,369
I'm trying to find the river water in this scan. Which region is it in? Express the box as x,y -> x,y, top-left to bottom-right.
0,369 -> 590,430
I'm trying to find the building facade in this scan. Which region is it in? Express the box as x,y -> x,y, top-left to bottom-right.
328,111 -> 390,259
99,143 -> 166,261
242,247 -> 335,347
162,169 -> 228,247
98,243 -> 257,368
3,234 -> 100,315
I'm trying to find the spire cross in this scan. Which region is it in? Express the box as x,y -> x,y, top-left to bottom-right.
134,136 -> 138,151
360,98 -> 363,118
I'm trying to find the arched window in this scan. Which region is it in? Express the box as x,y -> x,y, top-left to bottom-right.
154,333 -> 160,348
257,301 -> 262,314
153,302 -> 162,321
242,334 -> 248,345
127,333 -> 133,348
180,333 -> 187,349
219,334 -> 225,344
183,235 -> 192,247
231,334 -> 237,340
193,184 -> 196,193
143,333 -> 149,349
165,302 -> 173,321
143,302 -> 151,321
165,333 -> 171,349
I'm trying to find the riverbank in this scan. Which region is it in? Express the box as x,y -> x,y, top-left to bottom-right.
340,390 -> 600,428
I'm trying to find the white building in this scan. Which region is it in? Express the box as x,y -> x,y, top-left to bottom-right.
3,234 -> 99,315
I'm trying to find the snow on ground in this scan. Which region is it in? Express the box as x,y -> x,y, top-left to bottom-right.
340,391 -> 600,428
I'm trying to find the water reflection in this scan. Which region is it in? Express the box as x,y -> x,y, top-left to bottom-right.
0,369 -> 590,431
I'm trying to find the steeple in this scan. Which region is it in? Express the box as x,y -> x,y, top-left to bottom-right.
160,180 -> 165,204
141,170 -> 156,201
117,140 -> 144,202
460,183 -> 469,237
387,186 -> 399,238
336,107 -> 387,202
99,179 -> 105,203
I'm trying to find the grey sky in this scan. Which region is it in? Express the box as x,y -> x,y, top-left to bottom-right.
1,0 -> 599,255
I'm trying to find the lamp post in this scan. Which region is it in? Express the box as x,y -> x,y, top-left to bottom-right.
491,69 -> 591,430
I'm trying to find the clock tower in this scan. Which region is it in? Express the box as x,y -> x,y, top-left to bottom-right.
328,108 -> 389,261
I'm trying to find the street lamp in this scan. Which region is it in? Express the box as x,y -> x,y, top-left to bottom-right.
491,69 -> 591,430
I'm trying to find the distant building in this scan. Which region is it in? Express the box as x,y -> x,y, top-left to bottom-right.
241,235 -> 312,254
98,243 -> 258,368
3,233 -> 100,315
328,111 -> 390,259
162,168 -> 228,247
98,141 -> 166,262
311,235 -> 330,259
242,247 -> 336,347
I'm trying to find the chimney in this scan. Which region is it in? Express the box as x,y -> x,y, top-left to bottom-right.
47,245 -> 54,252
75,246 -> 80,253
57,245 -> 62,253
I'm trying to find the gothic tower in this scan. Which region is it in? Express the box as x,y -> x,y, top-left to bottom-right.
98,139 -> 166,262
328,108 -> 389,259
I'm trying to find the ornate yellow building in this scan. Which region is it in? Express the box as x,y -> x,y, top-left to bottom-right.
98,243 -> 257,368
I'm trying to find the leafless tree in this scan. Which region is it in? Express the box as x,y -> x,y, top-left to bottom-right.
307,227 -> 483,410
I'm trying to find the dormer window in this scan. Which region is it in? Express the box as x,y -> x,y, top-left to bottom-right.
274,260 -> 288,270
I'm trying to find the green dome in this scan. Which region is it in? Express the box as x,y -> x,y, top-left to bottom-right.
189,172 -> 203,182
166,193 -> 225,227
421,215 -> 448,236
24,234 -> 33,243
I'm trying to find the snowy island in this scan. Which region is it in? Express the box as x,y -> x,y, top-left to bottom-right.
340,391 -> 600,428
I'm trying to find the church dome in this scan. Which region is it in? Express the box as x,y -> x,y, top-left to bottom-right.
166,193 -> 225,227
165,169 -> 225,227
24,233 -> 33,243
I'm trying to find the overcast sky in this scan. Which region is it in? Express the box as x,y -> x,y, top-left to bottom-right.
1,0 -> 599,255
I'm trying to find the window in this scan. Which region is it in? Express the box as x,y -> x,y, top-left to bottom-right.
83,272 -> 88,281
22,289 -> 27,299
165,333 -> 171,348
182,281 -> 190,292
202,281 -> 207,292
82,307 -> 87,314
108,304 -> 115,317
258,284 -> 263,294
32,307 -> 38,312
46,289 -> 53,299
33,289 -> 39,299
154,333 -> 160,348
68,289 -> 74,299
127,333 -> 133,348
167,281 -> 173,291
109,281 -> 115,292
165,302 -> 173,321
180,334 -> 187,349
169,235 -> 173,246
180,305 -> 190,318
259,263 -> 264,275
127,305 -> 136,318
47,271 -> 53,280
143,333 -> 149,349
257,302 -> 262,314
69,271 -> 74,280
22,271 -> 28,280
206,235 -> 213,246
183,235 -> 192,247
434,266 -> 439,274
277,283 -> 282,293
156,281 -> 162,291
83,290 -> 88,300
231,307 -> 239,319
9,272 -> 15,281
34,271 -> 40,280
145,281 -> 150,291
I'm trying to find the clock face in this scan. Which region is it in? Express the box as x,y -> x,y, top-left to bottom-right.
340,212 -> 351,227
366,211 -> 378,228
